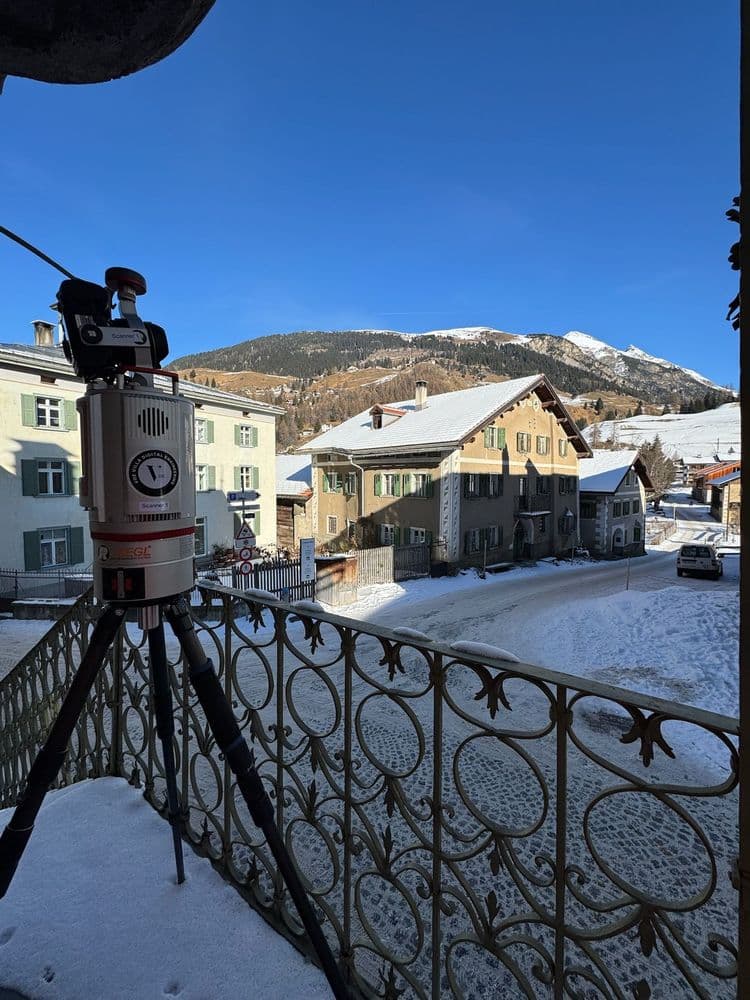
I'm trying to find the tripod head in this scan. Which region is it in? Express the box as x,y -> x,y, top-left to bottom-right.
56,269 -> 196,605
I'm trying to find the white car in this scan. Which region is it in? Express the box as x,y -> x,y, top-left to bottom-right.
676,544 -> 723,580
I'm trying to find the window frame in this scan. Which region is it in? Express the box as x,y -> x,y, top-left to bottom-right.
558,438 -> 568,457
326,514 -> 338,535
36,396 -> 62,428
536,435 -> 550,455
239,466 -> 255,491
613,501 -> 622,517
39,526 -> 68,567
516,431 -> 531,454
238,424 -> 256,448
194,516 -> 207,557
195,417 -> 209,444
196,464 -> 208,492
580,500 -> 597,519
37,459 -> 66,496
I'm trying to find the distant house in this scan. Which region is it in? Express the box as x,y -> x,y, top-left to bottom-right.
299,375 -> 591,565
579,450 -> 653,557
710,470 -> 741,533
691,460 -> 742,503
276,455 -> 313,553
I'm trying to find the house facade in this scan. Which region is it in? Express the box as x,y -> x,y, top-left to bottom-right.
578,449 -> 652,557
710,470 -> 741,533
691,460 -> 742,503
276,454 -> 314,553
300,376 -> 591,566
0,328 -> 282,572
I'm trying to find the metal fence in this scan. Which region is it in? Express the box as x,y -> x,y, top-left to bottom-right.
0,566 -> 92,609
0,586 -> 740,997
197,557 -> 315,602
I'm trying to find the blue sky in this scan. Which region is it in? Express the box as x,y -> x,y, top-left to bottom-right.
0,1 -> 739,386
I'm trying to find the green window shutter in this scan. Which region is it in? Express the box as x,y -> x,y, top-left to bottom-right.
252,426 -> 259,447
393,475 -> 401,497
496,427 -> 505,448
253,511 -> 261,535
426,530 -> 433,545
403,473 -> 411,495
21,395 -> 36,427
21,459 -> 39,496
252,466 -> 260,489
426,473 -> 433,498
479,528 -> 487,547
206,420 -> 215,444
69,526 -> 85,565
67,461 -> 81,495
484,428 -> 491,448
208,466 -> 216,490
234,425 -> 241,446
23,530 -> 41,570
394,526 -> 400,546
63,399 -> 77,431
374,474 -> 382,497
323,472 -> 330,493
234,467 -> 241,490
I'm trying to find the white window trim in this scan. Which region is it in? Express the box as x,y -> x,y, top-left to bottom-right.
195,418 -> 208,443
38,459 -> 65,496
40,526 -> 68,567
327,515 -> 338,535
195,516 -> 208,557
36,396 -> 61,428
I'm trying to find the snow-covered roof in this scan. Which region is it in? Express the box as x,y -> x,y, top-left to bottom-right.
299,375 -> 590,456
0,342 -> 283,415
711,470 -> 741,488
579,449 -> 640,493
276,454 -> 312,497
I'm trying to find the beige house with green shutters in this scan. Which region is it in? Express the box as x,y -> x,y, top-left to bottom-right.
0,326 -> 282,572
300,375 -> 591,565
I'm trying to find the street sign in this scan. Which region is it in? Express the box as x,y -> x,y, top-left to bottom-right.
300,537 -> 315,582
228,490 -> 260,502
235,521 -> 255,541
238,546 -> 253,562
239,562 -> 253,576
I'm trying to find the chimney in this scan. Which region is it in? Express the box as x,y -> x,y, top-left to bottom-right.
32,320 -> 56,347
415,380 -> 428,410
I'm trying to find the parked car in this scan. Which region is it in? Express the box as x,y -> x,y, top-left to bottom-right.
676,544 -> 724,580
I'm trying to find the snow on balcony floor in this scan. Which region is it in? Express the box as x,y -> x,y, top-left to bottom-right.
0,778 -> 330,1000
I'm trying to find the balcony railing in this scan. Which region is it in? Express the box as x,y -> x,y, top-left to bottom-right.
0,586 -> 740,998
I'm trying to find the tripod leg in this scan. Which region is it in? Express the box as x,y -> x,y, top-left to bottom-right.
0,604 -> 125,898
147,617 -> 185,885
164,599 -> 350,1000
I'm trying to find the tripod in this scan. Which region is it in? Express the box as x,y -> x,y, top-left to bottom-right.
0,596 -> 350,1000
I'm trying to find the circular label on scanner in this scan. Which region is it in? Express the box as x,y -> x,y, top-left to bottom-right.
128,449 -> 179,497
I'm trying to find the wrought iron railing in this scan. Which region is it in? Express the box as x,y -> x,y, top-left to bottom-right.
0,585 -> 740,997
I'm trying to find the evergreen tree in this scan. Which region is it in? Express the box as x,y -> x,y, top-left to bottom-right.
639,435 -> 677,507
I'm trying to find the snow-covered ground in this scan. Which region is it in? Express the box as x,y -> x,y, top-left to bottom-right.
0,778 -> 329,1000
585,402 -> 740,464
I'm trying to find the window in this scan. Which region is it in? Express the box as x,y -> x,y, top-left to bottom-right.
237,424 -> 258,447
559,476 -> 567,495
483,426 -> 506,449
323,471 -> 343,493
40,527 -> 68,567
410,473 -> 433,498
536,475 -> 550,494
22,459 -> 78,497
37,460 -> 65,496
634,522 -> 642,542
581,500 -> 597,519
345,472 -> 357,495
463,473 -> 480,498
567,476 -> 576,493
36,397 -> 61,428
409,527 -> 427,544
633,499 -> 640,513
379,523 -> 397,545
488,474 -> 503,497
519,476 -> 528,496
536,435 -> 550,455
613,501 -> 622,517
195,516 -> 207,557
326,515 -> 338,535
517,432 -> 531,453
196,465 -> 208,492
464,528 -> 482,554
238,466 -> 258,490
538,516 -> 547,534
559,439 -> 568,457
626,469 -> 636,486
195,418 -> 214,444
622,501 -> 631,515
487,524 -> 502,549
382,473 -> 400,497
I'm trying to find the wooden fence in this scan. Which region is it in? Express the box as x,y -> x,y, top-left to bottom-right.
356,543 -> 430,586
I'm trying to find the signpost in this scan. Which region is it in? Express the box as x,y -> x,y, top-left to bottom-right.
234,519 -> 257,579
300,537 -> 315,583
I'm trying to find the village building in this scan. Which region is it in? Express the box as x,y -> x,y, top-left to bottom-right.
710,469 -> 741,534
275,454 -> 314,553
578,449 -> 652,557
299,375 -> 591,566
0,324 -> 282,573
690,459 -> 742,502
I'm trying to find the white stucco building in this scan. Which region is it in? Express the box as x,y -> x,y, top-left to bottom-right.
0,324 -> 283,573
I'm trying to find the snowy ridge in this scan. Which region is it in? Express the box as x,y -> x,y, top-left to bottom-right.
622,345 -> 718,388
